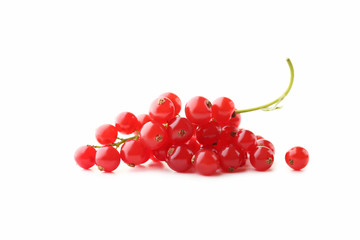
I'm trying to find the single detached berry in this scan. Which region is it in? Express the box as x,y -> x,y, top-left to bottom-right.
257,139 -> 275,154
95,146 -> 121,172
193,148 -> 220,176
149,97 -> 175,123
95,124 -> 118,145
137,114 -> 151,130
120,139 -> 150,166
74,145 -> 96,169
211,97 -> 235,124
218,144 -> 246,172
235,129 -> 257,152
159,92 -> 182,115
140,121 -> 168,150
196,121 -> 221,146
249,146 -> 274,171
285,146 -> 309,170
166,145 -> 193,173
115,112 -> 139,134
185,96 -> 212,125
167,117 -> 194,145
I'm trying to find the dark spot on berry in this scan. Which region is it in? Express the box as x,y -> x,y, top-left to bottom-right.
127,163 -> 135,167
231,111 -> 236,118
178,129 -> 186,137
228,166 -> 235,172
158,98 -> 165,105
155,134 -> 163,142
266,158 -> 273,165
97,166 -> 104,171
167,147 -> 175,155
230,131 -> 237,137
205,100 -> 212,108
191,155 -> 195,164
289,159 -> 294,165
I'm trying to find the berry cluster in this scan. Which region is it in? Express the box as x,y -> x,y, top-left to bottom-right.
74,59 -> 309,175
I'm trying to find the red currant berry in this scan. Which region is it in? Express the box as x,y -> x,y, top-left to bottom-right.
285,146 -> 309,170
152,142 -> 171,161
235,129 -> 257,152
149,97 -> 175,123
225,111 -> 241,128
95,124 -> 118,145
140,121 -> 168,150
137,114 -> 151,130
95,146 -> 121,172
115,112 -> 139,134
185,96 -> 212,125
219,145 -> 246,172
166,145 -> 193,173
219,125 -> 238,145
195,121 -> 221,146
211,97 -> 235,124
185,136 -> 201,154
159,92 -> 182,115
249,146 -> 274,171
193,148 -> 220,176
120,139 -> 150,166
257,139 -> 275,154
74,145 -> 96,169
167,117 -> 194,145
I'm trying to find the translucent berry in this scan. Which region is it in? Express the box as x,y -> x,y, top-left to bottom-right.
166,145 -> 193,173
193,148 -> 220,176
95,146 -> 121,172
140,121 -> 168,150
159,92 -> 182,115
167,117 -> 194,145
218,144 -> 246,172
185,96 -> 212,125
195,121 -> 221,146
257,139 -> 275,154
74,145 -> 96,169
95,124 -> 118,145
149,97 -> 175,123
185,136 -> 201,154
225,111 -> 241,127
211,97 -> 235,124
249,146 -> 274,171
137,114 -> 151,130
235,129 -> 257,152
285,146 -> 309,170
120,138 -> 150,166
115,112 -> 139,134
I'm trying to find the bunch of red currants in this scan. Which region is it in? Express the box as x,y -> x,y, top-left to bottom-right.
74,92 -> 309,176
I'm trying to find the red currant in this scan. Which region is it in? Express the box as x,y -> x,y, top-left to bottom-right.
167,117 -> 194,145
115,112 -> 139,134
195,121 -> 221,146
152,142 -> 171,161
166,145 -> 193,173
120,139 -> 150,166
235,129 -> 257,152
185,136 -> 201,154
140,121 -> 168,150
218,144 -> 246,172
285,146 -> 309,170
225,111 -> 241,127
185,96 -> 212,125
95,146 -> 121,172
257,139 -> 275,154
211,97 -> 235,124
137,114 -> 151,130
159,92 -> 182,115
74,145 -> 96,169
95,124 -> 118,145
193,148 -> 220,176
219,125 -> 238,146
149,97 -> 175,123
249,146 -> 274,171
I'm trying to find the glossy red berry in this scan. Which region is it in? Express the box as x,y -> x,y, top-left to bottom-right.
115,112 -> 139,134
95,146 -> 121,172
211,97 -> 235,124
137,114 -> 151,130
120,139 -> 150,166
225,111 -> 241,127
219,125 -> 238,146
159,92 -> 182,115
249,146 -> 274,171
235,129 -> 257,152
152,142 -> 171,161
140,121 -> 168,150
74,145 -> 96,169
185,136 -> 201,154
257,139 -> 275,154
193,148 -> 220,176
185,96 -> 212,125
285,146 -> 309,170
167,117 -> 194,145
95,124 -> 118,145
166,145 -> 193,172
149,97 -> 175,123
219,145 -> 246,172
195,121 -> 221,146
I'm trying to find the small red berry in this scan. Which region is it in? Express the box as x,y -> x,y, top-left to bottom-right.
285,146 -> 309,170
120,139 -> 150,166
185,96 -> 212,125
152,142 -> 171,161
95,124 -> 118,145
249,146 -> 274,171
195,121 -> 221,146
193,148 -> 220,176
95,146 -> 121,172
137,114 -> 151,130
219,125 -> 238,146
225,111 -> 241,128
115,112 -> 139,134
74,145 -> 96,169
257,139 -> 275,154
218,145 -> 246,172
159,92 -> 182,115
167,117 -> 194,145
140,121 -> 168,150
149,97 -> 175,123
166,145 -> 193,173
235,129 -> 257,152
185,136 -> 201,154
211,97 -> 235,124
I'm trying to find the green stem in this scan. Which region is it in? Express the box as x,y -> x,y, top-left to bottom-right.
235,58 -> 294,114
89,135 -> 139,149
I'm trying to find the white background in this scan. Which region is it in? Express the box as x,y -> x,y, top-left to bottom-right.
1,0 -> 360,239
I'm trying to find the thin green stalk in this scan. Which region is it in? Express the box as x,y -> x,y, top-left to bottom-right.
89,135 -> 138,149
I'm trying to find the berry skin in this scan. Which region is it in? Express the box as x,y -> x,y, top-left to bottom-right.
152,142 -> 171,161
95,146 -> 121,172
167,117 -> 194,145
235,129 -> 257,152
256,135 -> 264,140
193,148 -> 220,176
225,111 -> 241,128
211,97 -> 235,124
95,124 -> 118,145
137,114 -> 151,130
249,146 -> 274,171
218,144 -> 246,172
74,145 -> 96,169
140,121 -> 168,150
195,121 -> 221,146
285,146 -> 309,170
219,125 -> 238,146
115,112 -> 139,134
185,96 -> 212,125
159,92 -> 182,115
149,97 -> 175,123
257,139 -> 275,154
120,139 -> 150,166
166,145 -> 193,173
185,136 -> 201,154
